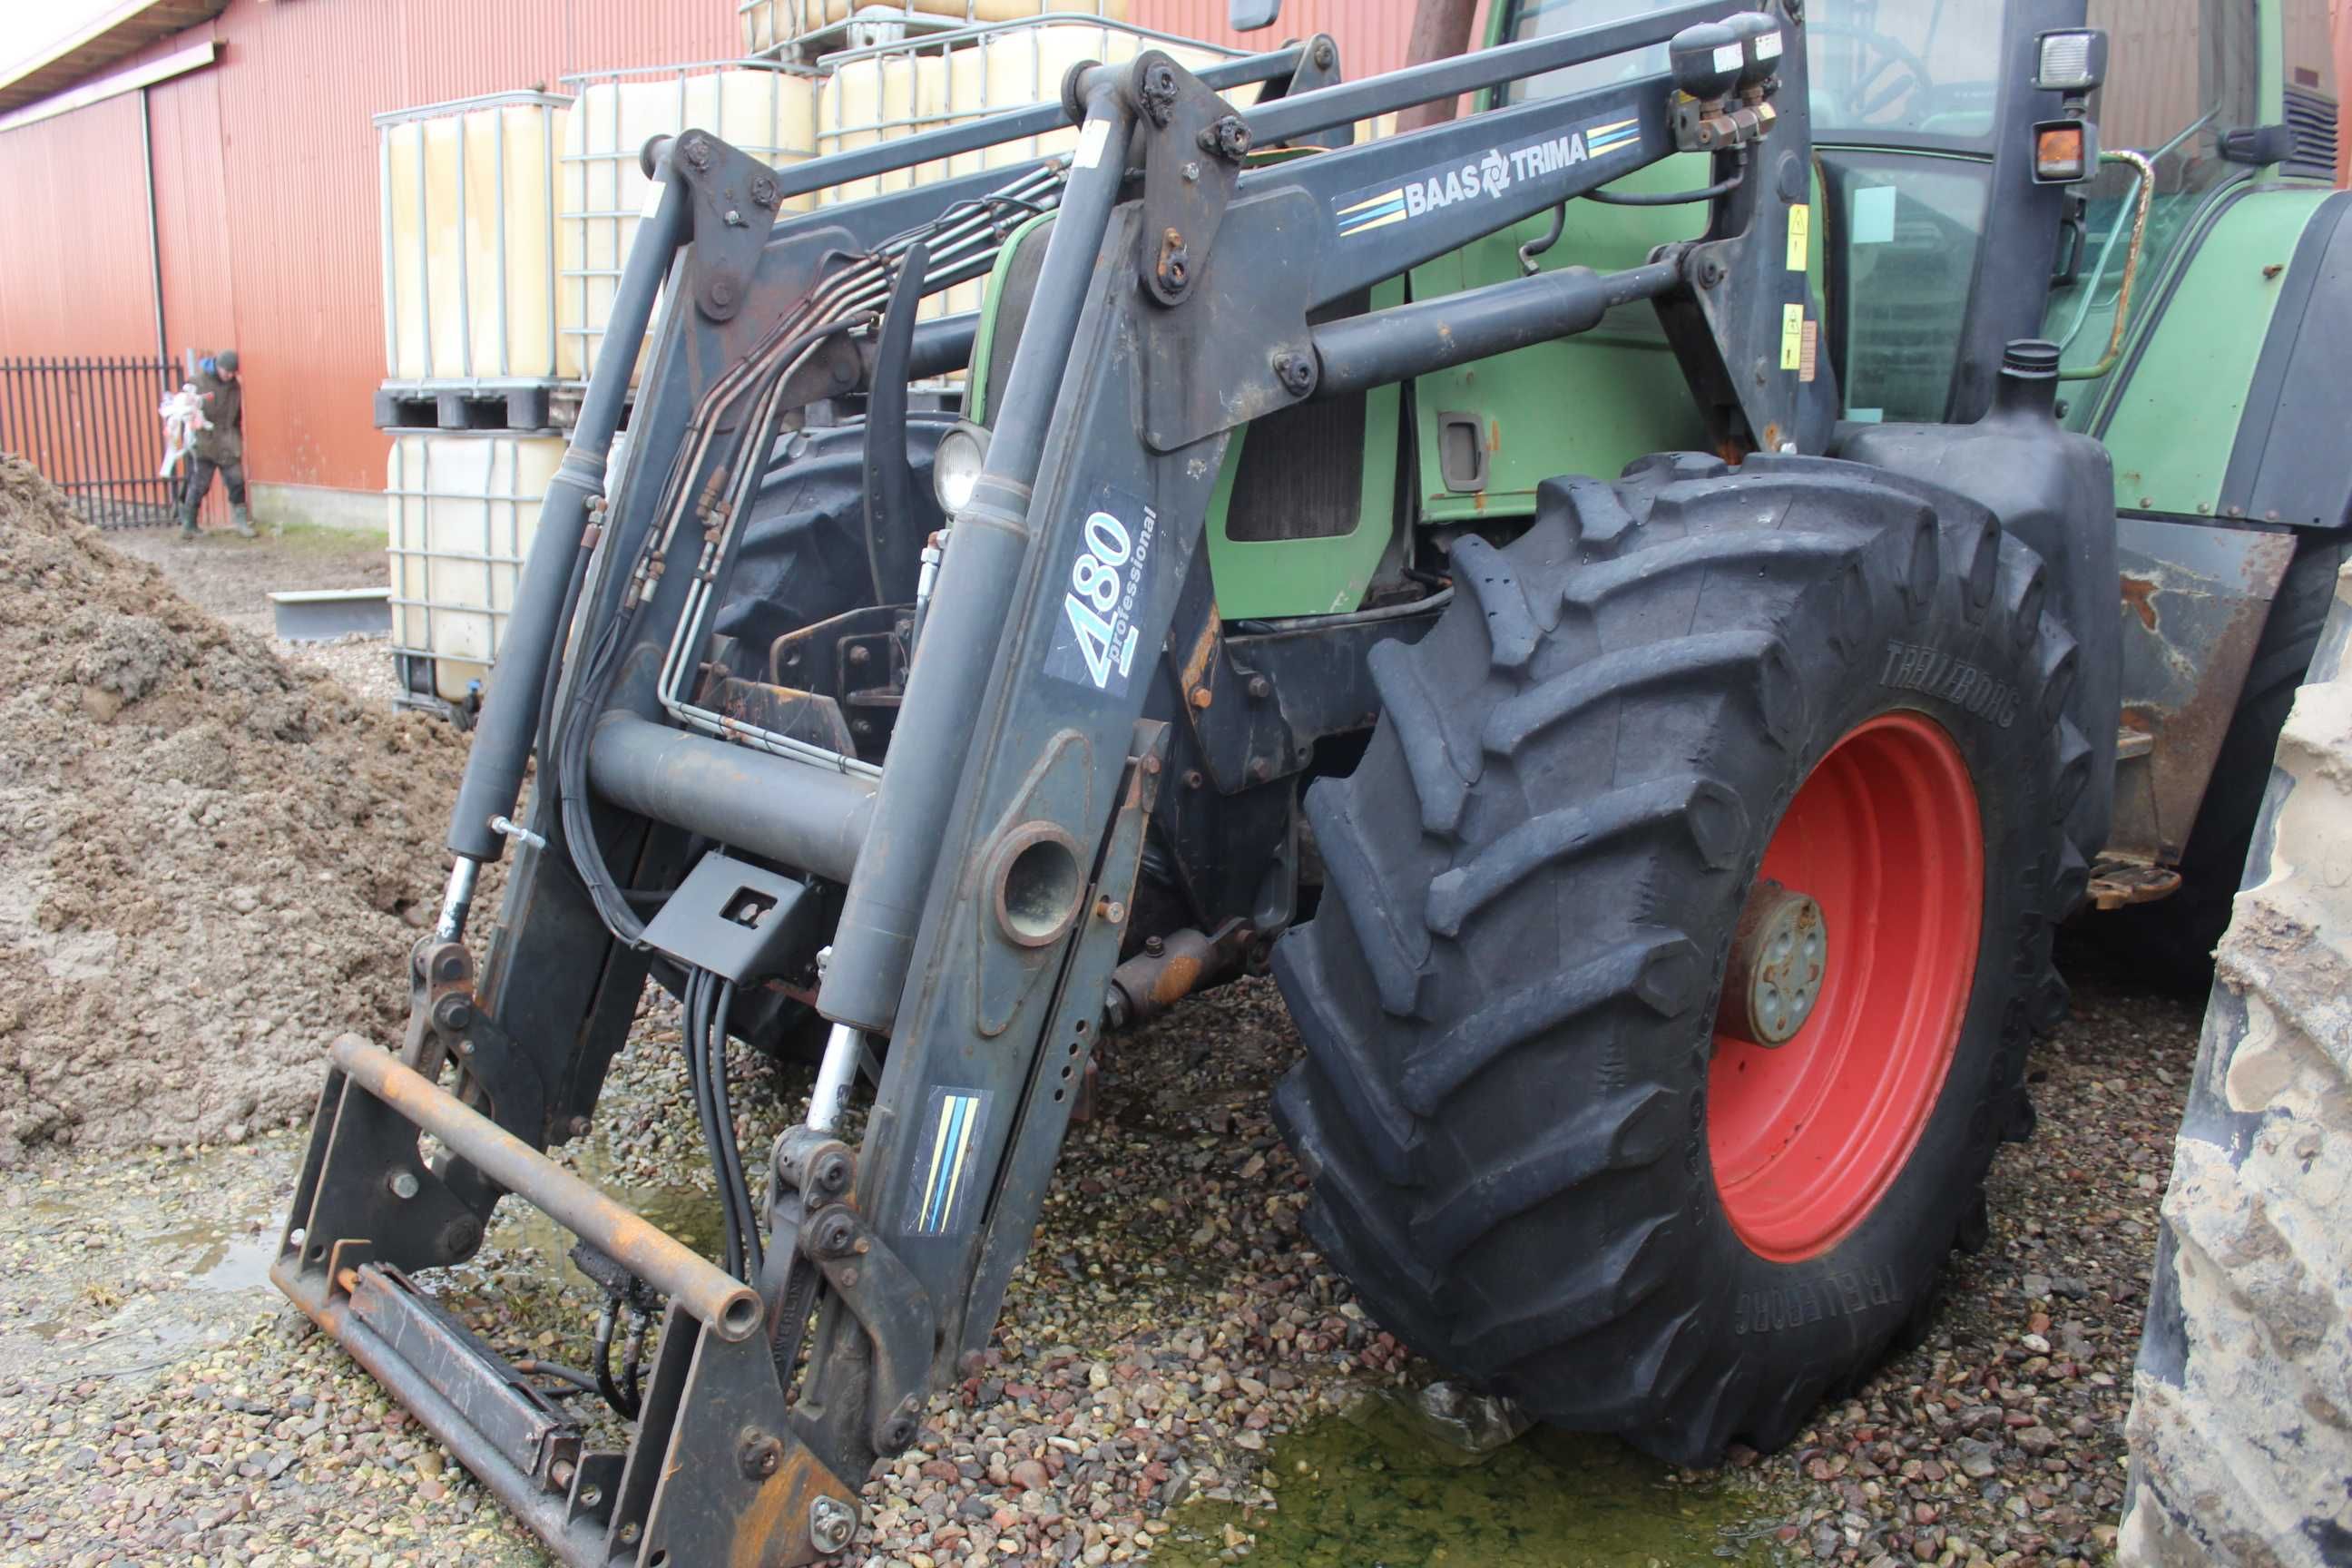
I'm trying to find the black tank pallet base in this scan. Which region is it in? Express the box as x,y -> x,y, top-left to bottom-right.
374,382 -> 564,435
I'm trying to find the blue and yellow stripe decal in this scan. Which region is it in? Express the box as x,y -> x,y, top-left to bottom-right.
910,1088 -> 989,1236
1585,117 -> 1640,158
1336,188 -> 1410,239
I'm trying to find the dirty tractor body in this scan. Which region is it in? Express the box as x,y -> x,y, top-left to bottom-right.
271,2 -> 2347,1563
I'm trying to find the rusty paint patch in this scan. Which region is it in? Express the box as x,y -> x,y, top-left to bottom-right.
727,1444 -> 856,1568
1179,617 -> 1219,700
1149,954 -> 1205,1008
2121,573 -> 2160,632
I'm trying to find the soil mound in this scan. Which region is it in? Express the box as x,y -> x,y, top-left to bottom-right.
0,458 -> 466,1164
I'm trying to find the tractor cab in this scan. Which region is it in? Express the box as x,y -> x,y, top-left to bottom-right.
1494,0 -> 2337,432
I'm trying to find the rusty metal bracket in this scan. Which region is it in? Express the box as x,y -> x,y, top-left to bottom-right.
1130,52 -> 1248,309
800,1201 -> 936,1456
403,937 -> 555,1168
1251,33 -> 1349,150
2106,521 -> 2298,866
1103,917 -> 1254,1031
671,130 -> 787,323
755,1129 -> 854,1389
2086,855 -> 2184,910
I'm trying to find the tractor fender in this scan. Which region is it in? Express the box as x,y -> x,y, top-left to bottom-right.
2216,189 -> 2352,533
1834,355 -> 2121,870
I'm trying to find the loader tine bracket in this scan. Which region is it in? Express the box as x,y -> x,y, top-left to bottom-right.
671,130 -> 786,323
1129,51 -> 1249,309
800,1200 -> 936,1456
404,937 -> 555,1187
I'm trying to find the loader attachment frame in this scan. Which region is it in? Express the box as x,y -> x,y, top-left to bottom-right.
275,7 -> 1827,1563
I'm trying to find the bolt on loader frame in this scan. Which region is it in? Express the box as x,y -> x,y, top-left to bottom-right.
276,6 -> 1834,1563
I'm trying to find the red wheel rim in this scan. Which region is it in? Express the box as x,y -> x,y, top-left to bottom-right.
1708,711 -> 1984,1262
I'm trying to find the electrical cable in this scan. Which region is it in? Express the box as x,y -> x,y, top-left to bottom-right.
1583,170 -> 1745,205
683,967 -> 763,1284
590,1300 -> 641,1419
1233,586 -> 1454,635
711,978 -> 761,1278
512,1357 -> 603,1396
682,969 -> 740,1279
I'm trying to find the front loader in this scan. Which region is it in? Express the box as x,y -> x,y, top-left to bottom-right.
270,3 -> 2307,1562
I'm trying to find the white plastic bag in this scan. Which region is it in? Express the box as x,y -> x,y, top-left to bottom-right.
157,383 -> 210,477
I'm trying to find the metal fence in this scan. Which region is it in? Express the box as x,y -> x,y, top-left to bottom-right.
0,355 -> 207,529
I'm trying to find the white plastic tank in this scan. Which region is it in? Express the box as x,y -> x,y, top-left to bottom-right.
741,0 -> 1128,58
558,64 -> 823,382
386,432 -> 566,703
377,93 -> 573,386
818,20 -> 1227,316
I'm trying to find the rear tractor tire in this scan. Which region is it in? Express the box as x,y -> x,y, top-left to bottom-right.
1274,453 -> 2087,1464
2122,561 -> 2352,1564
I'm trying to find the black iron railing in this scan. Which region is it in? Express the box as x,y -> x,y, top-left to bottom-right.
0,355 -> 212,529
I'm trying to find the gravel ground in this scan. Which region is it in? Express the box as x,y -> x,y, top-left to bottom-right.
108,522 -> 401,711
0,531 -> 2200,1566
0,956 -> 2190,1568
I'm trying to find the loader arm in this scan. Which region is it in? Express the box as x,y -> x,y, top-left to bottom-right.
275,8 -> 1828,1564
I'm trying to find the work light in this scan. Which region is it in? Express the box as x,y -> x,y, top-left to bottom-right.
933,421 -> 991,514
2034,30 -> 2107,93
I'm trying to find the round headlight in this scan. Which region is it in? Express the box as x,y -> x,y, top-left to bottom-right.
933,421 -> 990,515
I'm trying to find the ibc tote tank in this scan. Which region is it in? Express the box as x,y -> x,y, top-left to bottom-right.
817,19 -> 1227,316
741,0 -> 1128,57
558,64 -> 823,382
377,92 -> 573,386
386,432 -> 567,706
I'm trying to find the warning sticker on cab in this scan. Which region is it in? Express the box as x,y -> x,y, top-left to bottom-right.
1043,484 -> 1160,700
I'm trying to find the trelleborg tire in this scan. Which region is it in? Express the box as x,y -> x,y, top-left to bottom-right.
1272,453 -> 2086,1465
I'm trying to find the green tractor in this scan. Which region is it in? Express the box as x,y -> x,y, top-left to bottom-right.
272,1 -> 2346,1562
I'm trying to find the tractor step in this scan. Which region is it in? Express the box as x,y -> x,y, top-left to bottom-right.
2088,854 -> 2184,909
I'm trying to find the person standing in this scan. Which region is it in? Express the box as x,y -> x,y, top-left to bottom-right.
179,350 -> 254,539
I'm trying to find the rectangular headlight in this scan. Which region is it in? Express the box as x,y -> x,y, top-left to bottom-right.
2034,30 -> 2107,93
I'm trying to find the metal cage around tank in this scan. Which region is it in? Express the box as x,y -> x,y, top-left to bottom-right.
555,60 -> 828,383
384,429 -> 569,718
376,92 -> 575,396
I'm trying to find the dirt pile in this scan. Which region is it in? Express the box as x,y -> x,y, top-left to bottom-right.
0,458 -> 469,1165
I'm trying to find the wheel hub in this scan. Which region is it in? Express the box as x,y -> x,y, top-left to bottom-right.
1719,882 -> 1827,1046
1708,712 -> 1984,1262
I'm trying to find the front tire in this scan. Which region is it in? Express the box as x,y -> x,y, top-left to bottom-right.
1274,454 -> 2084,1463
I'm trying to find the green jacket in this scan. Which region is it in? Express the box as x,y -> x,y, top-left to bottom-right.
192,369 -> 242,464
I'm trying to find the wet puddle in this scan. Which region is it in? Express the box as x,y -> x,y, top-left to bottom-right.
1160,1391 -> 1788,1568
490,1158 -> 729,1289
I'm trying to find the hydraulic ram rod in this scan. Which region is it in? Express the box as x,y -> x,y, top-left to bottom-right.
587,714 -> 877,885
443,172 -> 691,871
1311,259 -> 1684,397
326,1034 -> 762,1341
735,44 -> 1305,207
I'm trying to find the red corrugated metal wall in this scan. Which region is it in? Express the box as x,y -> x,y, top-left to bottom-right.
0,1 -> 1457,494
1129,1 -> 1485,83
0,93 -> 160,358
0,0 -> 737,494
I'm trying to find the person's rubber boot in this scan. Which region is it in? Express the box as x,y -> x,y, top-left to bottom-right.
178,515 -> 199,540
231,505 -> 257,539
